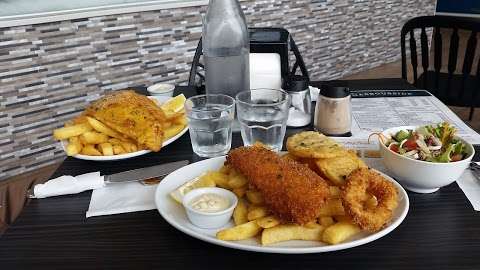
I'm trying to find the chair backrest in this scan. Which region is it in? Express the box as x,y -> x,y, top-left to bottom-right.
188,28 -> 309,93
401,15 -> 480,95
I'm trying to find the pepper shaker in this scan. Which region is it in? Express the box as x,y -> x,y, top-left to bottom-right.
314,85 -> 352,136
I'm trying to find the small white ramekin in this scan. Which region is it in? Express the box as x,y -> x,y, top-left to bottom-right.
147,83 -> 175,97
182,187 -> 238,229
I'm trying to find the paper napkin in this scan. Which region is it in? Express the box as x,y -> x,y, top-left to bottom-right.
456,166 -> 480,211
33,172 -> 104,199
86,182 -> 157,218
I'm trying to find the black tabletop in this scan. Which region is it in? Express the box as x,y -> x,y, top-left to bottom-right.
1,79 -> 480,270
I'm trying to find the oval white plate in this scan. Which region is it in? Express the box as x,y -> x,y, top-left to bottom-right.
61,96 -> 188,161
155,156 -> 410,254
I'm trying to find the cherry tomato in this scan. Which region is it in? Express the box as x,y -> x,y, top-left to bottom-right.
403,139 -> 417,151
451,154 -> 463,162
389,144 -> 400,153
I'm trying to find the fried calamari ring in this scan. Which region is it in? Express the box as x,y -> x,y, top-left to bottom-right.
341,168 -> 398,232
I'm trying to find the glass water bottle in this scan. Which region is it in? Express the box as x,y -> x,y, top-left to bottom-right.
202,0 -> 250,98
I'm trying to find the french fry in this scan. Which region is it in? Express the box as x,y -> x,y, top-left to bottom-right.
318,198 -> 345,216
322,222 -> 361,245
228,173 -> 248,189
86,116 -> 124,139
80,131 -> 109,144
98,143 -> 114,156
333,215 -> 353,223
172,115 -> 188,126
164,124 -> 185,140
319,216 -> 335,227
120,141 -> 137,153
233,199 -> 248,225
203,171 -> 230,189
81,144 -> 102,156
232,186 -> 247,198
53,123 -> 92,140
113,144 -> 126,155
304,221 -> 322,229
65,136 -> 83,156
256,216 -> 280,229
246,190 -> 264,205
219,165 -> 231,175
216,220 -> 262,241
261,224 -> 324,246
247,206 -> 269,221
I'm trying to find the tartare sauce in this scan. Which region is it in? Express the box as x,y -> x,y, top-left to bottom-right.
189,193 -> 230,213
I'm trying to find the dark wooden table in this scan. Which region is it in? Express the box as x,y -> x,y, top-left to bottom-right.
1,79 -> 480,269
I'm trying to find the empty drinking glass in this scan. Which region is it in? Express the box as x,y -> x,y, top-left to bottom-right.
236,89 -> 290,152
185,94 -> 235,157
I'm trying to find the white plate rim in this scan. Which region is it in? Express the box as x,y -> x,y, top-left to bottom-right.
61,126 -> 188,161
155,156 -> 410,254
61,95 -> 188,161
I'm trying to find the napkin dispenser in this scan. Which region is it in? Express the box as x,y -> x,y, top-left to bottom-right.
189,27 -> 310,93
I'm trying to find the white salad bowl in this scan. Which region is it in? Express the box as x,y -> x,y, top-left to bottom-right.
379,125 -> 474,193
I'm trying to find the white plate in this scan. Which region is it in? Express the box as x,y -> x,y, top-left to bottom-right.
155,156 -> 410,254
61,95 -> 188,161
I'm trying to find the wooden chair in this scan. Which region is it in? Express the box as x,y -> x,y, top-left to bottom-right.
401,15 -> 480,120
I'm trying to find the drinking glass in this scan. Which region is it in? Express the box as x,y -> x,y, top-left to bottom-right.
236,89 -> 291,152
185,94 -> 235,157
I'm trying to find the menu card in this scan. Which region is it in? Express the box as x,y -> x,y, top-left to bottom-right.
332,90 -> 480,156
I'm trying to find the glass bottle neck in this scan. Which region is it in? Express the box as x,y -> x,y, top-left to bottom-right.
208,0 -> 242,14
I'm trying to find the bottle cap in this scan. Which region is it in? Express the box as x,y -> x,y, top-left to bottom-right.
320,85 -> 350,98
283,75 -> 309,92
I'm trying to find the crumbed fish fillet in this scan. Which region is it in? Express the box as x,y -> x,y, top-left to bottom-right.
226,146 -> 331,224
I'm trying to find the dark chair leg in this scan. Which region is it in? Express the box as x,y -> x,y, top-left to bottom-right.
469,107 -> 475,121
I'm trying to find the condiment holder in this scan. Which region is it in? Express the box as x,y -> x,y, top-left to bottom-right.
147,83 -> 175,97
283,75 -> 311,127
314,85 -> 352,136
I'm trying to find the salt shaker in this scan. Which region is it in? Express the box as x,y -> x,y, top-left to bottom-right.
284,75 -> 311,127
314,85 -> 352,136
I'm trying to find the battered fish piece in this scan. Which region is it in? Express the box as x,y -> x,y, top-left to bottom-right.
226,146 -> 331,224
84,90 -> 166,151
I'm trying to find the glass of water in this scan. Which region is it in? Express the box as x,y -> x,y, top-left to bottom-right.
185,94 -> 235,157
236,89 -> 291,152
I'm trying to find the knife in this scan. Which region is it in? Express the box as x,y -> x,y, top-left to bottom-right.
28,160 -> 189,199
104,160 -> 189,184
470,162 -> 480,181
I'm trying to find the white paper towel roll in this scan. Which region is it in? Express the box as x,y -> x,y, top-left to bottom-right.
249,53 -> 282,90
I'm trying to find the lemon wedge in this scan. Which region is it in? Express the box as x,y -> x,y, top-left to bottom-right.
161,94 -> 186,113
169,173 -> 216,204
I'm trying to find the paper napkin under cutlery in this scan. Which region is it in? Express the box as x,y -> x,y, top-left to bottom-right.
32,172 -> 158,218
456,164 -> 480,211
86,181 -> 157,218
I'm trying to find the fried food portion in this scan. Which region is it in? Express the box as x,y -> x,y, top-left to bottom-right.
226,146 -> 330,225
315,150 -> 368,186
341,168 -> 398,232
287,131 -> 347,159
84,90 -> 166,151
